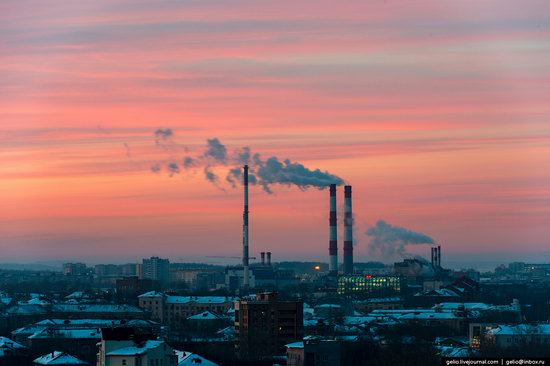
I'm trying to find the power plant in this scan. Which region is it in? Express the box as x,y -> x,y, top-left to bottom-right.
239,163 -> 357,287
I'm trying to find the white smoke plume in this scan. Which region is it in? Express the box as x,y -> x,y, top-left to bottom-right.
366,220 -> 434,260
150,131 -> 344,193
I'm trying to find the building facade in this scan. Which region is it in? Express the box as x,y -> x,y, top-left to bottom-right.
140,257 -> 170,283
337,275 -> 403,299
138,292 -> 236,330
234,292 -> 303,360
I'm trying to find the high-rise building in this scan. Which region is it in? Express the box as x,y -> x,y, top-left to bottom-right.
62,262 -> 88,276
235,292 -> 303,360
141,257 -> 170,283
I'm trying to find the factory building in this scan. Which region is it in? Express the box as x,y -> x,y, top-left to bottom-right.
337,275 -> 403,299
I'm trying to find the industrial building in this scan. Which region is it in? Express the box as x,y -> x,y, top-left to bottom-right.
337,275 -> 403,299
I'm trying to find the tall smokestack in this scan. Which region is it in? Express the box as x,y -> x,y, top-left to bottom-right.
437,245 -> 441,267
260,252 -> 265,266
343,185 -> 354,274
243,165 -> 250,287
431,247 -> 435,267
329,184 -> 338,275
266,252 -> 271,266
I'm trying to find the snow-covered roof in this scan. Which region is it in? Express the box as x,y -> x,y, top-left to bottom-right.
187,311 -> 221,320
12,319 -> 157,338
34,351 -> 88,365
166,296 -> 236,305
138,291 -> 164,298
176,350 -> 219,366
315,304 -> 342,308
6,305 -> 48,315
29,328 -> 101,340
399,312 -> 459,320
30,298 -> 50,305
285,341 -> 304,349
487,324 -> 550,336
139,292 -> 237,304
51,304 -> 144,313
65,291 -> 89,300
433,303 -> 491,311
0,337 -> 25,349
354,297 -> 402,304
343,316 -> 376,326
106,340 -> 164,356
216,326 -> 235,338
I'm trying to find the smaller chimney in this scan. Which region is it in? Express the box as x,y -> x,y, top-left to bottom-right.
437,245 -> 441,267
266,252 -> 272,266
260,252 -> 265,266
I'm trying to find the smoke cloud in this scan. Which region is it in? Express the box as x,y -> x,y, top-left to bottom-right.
366,220 -> 434,259
154,128 -> 174,145
150,132 -> 344,193
167,162 -> 180,176
204,138 -> 227,163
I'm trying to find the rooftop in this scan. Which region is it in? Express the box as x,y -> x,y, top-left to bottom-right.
106,340 -> 164,356
34,351 -> 88,365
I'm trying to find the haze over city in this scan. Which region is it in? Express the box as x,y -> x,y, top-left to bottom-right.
1,0 -> 549,267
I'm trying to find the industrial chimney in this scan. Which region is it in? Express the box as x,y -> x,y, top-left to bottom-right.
329,184 -> 338,275
437,245 -> 441,267
431,247 -> 435,267
242,165 -> 250,287
260,252 -> 265,266
343,185 -> 354,274
266,252 -> 272,266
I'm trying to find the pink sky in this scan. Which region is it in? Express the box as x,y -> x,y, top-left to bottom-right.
1,0 -> 549,265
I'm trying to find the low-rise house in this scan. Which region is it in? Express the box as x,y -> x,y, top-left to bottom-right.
0,336 -> 30,366
138,292 -> 236,329
483,324 -> 550,349
97,327 -> 177,366
12,319 -> 160,346
28,328 -> 100,364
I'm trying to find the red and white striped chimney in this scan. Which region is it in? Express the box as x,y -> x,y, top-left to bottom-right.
343,185 -> 354,274
329,184 -> 338,274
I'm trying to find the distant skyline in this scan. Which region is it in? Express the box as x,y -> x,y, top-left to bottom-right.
1,1 -> 549,264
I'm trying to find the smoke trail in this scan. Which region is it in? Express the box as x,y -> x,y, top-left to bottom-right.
151,163 -> 161,173
167,162 -> 180,176
151,132 -> 344,193
183,157 -> 195,169
204,138 -> 227,163
154,128 -> 174,145
204,166 -> 218,183
366,220 -> 434,259
254,157 -> 344,193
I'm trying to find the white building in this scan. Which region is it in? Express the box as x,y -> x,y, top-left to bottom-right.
96,328 -> 177,366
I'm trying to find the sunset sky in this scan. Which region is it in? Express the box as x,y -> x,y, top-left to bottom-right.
1,0 -> 549,266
